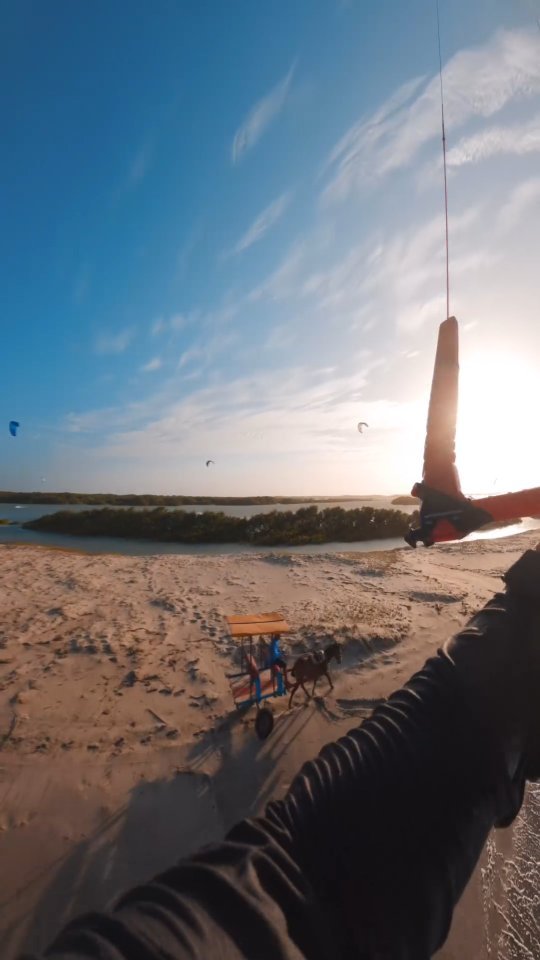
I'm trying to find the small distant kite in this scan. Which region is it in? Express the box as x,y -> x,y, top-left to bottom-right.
40,477 -> 46,483
357,422 -> 369,434
206,460 -> 215,467
9,421 -> 20,437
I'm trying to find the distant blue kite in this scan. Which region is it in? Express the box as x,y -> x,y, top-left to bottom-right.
9,421 -> 19,437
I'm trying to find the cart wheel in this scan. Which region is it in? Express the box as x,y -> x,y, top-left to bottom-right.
255,707 -> 274,740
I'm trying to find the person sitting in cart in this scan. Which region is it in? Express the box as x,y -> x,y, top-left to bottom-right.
265,633 -> 287,695
268,632 -> 284,666
258,632 -> 287,671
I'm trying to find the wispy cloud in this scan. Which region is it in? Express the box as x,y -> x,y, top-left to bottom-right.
95,328 -> 134,355
230,191 -> 291,255
264,323 -> 295,352
73,262 -> 92,305
178,329 -> 239,373
323,28 -> 540,202
247,201 -> 488,339
352,209 -> 493,334
68,357 -> 390,464
247,240 -> 308,303
231,64 -> 295,164
446,113 -> 540,169
55,377 -> 421,493
178,346 -> 202,370
321,74 -> 427,202
65,404 -> 138,434
497,176 -> 540,231
177,223 -> 204,279
127,142 -> 153,188
324,74 -> 426,172
152,304 -> 239,344
151,318 -> 167,336
151,313 -> 189,335
170,313 -> 188,331
141,357 -> 162,372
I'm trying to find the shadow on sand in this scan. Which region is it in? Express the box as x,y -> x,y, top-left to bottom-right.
5,704 -> 318,958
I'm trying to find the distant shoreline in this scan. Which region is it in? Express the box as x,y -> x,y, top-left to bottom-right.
0,491 -> 400,507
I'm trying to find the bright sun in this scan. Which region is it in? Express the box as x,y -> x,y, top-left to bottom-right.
456,351 -> 540,495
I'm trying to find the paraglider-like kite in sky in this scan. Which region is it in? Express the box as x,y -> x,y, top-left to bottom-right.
9,421 -> 19,437
206,460 -> 215,467
357,422 -> 369,434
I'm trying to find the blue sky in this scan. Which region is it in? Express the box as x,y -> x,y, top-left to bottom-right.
2,0 -> 540,495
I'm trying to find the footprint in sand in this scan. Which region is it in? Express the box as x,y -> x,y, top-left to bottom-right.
150,598 -> 177,613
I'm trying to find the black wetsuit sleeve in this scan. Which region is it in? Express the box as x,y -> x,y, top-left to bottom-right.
29,596 -> 526,960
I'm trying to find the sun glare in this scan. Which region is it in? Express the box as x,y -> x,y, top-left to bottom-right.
457,351 -> 540,495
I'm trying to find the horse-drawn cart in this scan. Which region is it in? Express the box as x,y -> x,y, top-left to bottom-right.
225,612 -> 342,739
225,611 -> 290,739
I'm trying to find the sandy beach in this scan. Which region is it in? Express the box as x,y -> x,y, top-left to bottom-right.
1,534 -> 539,959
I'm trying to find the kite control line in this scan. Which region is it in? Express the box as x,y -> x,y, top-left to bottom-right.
436,0 -> 450,320
405,317 -> 540,547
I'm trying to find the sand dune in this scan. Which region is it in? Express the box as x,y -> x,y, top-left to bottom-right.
0,534 -> 539,958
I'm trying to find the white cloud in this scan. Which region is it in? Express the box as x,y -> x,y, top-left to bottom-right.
496,176 -> 540,231
151,313 -> 190,335
446,113 -> 540,168
73,262 -> 91,305
178,345 -> 203,370
151,318 -> 167,335
356,208 -> 492,334
60,335 -> 432,495
73,357 -> 390,465
323,74 -> 426,175
95,328 -> 134,355
169,313 -> 189,331
244,220 -> 338,306
177,224 -> 204,279
65,406 -> 133,434
247,203 -> 485,339
230,191 -> 291,255
178,329 -> 239,373
247,241 -> 308,303
323,28 -> 540,202
397,294 -> 448,335
231,64 -> 295,164
142,357 -> 162,372
265,324 -> 295,351
128,142 -> 153,188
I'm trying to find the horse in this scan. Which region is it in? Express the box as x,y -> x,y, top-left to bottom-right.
287,642 -> 342,708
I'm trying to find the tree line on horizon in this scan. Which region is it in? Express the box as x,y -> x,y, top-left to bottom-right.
0,491 -> 385,507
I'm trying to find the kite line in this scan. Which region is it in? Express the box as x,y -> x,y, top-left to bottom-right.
436,0 -> 450,320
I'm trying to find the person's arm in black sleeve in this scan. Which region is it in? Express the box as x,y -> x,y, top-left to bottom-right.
26,550 -> 540,960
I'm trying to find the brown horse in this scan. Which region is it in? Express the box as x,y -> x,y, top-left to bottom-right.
287,642 -> 342,708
